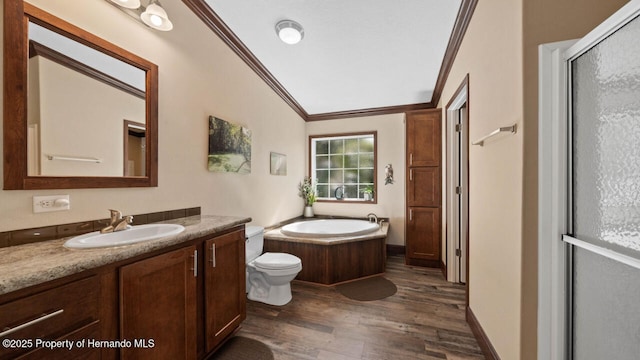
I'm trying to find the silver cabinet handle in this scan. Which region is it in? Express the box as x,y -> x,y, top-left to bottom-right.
410,153 -> 413,165
191,250 -> 198,277
409,209 -> 413,221
410,169 -> 413,181
210,243 -> 216,268
0,309 -> 64,337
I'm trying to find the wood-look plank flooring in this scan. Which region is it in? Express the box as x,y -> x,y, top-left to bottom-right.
238,255 -> 485,359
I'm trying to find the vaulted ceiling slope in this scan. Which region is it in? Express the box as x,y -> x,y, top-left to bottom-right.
182,0 -> 477,121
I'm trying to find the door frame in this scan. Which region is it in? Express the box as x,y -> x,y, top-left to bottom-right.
538,2 -> 640,359
445,74 -> 470,288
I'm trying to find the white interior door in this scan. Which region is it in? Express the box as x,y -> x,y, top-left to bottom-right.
456,105 -> 468,284
446,86 -> 468,284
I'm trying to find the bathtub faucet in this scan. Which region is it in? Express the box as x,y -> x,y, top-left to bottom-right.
367,213 -> 378,224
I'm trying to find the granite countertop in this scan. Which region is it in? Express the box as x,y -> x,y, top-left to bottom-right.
264,221 -> 389,245
0,215 -> 251,296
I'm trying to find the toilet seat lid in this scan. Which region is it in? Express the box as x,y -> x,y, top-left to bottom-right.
254,252 -> 301,270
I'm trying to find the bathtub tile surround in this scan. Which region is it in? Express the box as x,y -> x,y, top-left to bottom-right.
0,214 -> 247,295
0,207 -> 201,248
265,219 -> 389,245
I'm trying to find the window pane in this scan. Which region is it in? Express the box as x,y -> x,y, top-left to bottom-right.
330,155 -> 344,168
330,169 -> 343,183
359,169 -> 373,183
316,155 -> 329,169
345,139 -> 359,153
310,133 -> 376,201
360,137 -> 374,152
316,185 -> 329,198
330,139 -> 344,154
316,140 -> 329,155
316,170 -> 329,183
345,170 -> 358,184
344,185 -> 358,199
359,153 -> 374,168
344,154 -> 359,168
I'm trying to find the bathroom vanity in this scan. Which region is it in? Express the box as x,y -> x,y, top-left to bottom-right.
0,215 -> 249,360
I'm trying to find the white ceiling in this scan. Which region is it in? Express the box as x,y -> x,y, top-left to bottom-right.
203,0 -> 462,117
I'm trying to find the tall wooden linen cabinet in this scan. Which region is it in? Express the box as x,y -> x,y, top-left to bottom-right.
405,109 -> 442,267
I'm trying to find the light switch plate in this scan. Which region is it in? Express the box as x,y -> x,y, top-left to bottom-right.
33,195 -> 70,213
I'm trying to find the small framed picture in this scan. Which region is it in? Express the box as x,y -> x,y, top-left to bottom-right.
270,152 -> 286,175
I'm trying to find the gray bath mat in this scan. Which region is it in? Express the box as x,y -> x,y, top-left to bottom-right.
211,336 -> 274,360
336,276 -> 397,301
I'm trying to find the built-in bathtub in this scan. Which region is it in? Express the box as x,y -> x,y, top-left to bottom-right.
263,219 -> 389,285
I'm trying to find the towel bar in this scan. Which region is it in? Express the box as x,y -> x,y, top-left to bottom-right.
472,124 -> 517,146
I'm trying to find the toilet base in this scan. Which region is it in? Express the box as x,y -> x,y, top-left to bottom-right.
247,282 -> 292,306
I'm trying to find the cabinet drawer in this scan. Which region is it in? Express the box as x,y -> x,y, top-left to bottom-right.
14,320 -> 101,360
0,276 -> 100,359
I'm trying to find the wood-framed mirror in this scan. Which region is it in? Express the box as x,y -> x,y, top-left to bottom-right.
3,0 -> 158,189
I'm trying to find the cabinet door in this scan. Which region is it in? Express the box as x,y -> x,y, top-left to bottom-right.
406,110 -> 441,167
406,207 -> 441,263
120,246 -> 197,360
204,230 -> 246,351
407,167 -> 441,207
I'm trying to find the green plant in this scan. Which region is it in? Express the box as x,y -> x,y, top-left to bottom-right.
361,185 -> 375,195
298,177 -> 317,206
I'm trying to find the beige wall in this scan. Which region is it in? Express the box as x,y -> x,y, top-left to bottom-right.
1,0 -> 306,231
438,0 -> 525,358
306,114 -> 406,246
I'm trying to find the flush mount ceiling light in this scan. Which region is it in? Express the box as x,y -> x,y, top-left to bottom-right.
109,0 -> 141,10
275,20 -> 304,45
106,0 -> 173,32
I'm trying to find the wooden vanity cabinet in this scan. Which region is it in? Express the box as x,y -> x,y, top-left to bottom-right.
204,230 -> 246,352
0,226 -> 247,360
118,227 -> 246,359
119,246 -> 198,360
0,275 -> 102,360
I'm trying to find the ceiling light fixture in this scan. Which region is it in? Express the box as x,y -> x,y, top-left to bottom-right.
140,2 -> 173,31
275,20 -> 304,45
106,0 -> 173,32
109,0 -> 141,10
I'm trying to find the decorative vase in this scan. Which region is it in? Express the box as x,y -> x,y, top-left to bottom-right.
303,205 -> 314,218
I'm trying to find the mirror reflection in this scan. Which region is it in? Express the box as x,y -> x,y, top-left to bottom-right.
27,21 -> 147,177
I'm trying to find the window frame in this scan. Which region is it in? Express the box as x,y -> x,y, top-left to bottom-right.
308,131 -> 377,204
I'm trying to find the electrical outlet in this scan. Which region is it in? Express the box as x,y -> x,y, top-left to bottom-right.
33,195 -> 70,213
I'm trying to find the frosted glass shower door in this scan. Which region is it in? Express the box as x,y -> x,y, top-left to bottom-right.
567,8 -> 640,360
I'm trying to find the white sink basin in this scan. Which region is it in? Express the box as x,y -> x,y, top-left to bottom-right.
64,224 -> 185,249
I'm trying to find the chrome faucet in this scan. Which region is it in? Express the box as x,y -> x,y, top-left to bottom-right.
367,213 -> 378,224
100,209 -> 133,233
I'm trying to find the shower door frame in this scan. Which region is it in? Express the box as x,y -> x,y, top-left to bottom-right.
538,1 -> 640,359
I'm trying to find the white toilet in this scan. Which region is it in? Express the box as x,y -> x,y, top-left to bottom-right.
245,226 -> 302,306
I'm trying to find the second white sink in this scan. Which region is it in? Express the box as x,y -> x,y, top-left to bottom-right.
64,224 -> 185,249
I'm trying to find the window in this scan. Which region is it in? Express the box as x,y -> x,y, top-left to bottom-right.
310,132 -> 376,202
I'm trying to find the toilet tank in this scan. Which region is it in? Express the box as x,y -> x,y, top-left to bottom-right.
245,225 -> 264,263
